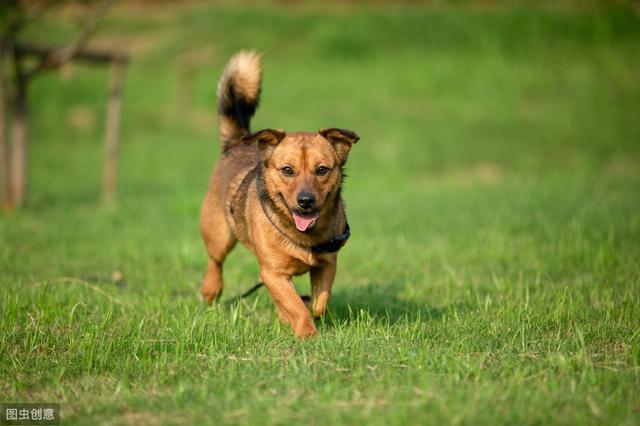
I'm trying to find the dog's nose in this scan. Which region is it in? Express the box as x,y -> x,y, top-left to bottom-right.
297,191 -> 316,209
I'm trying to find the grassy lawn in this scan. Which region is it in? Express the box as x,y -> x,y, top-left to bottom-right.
1,2 -> 640,424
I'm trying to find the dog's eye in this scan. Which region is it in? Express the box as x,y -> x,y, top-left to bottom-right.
281,166 -> 294,177
316,166 -> 329,176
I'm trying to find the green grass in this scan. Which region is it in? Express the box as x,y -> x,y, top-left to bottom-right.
2,2 -> 640,424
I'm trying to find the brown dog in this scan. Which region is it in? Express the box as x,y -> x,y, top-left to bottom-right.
199,51 -> 359,339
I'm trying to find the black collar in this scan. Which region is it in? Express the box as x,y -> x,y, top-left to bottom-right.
311,222 -> 350,253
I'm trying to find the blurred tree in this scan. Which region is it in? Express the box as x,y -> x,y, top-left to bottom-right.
0,0 -> 124,210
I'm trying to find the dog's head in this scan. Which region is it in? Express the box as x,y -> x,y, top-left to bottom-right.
243,128 -> 359,233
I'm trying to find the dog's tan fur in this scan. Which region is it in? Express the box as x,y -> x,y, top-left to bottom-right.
200,51 -> 359,338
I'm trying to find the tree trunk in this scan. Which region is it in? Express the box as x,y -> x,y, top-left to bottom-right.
102,61 -> 124,203
10,52 -> 27,207
0,46 -> 11,211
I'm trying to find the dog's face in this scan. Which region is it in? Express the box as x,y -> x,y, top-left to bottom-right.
243,128 -> 359,232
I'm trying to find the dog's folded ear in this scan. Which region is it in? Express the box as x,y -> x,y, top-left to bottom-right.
242,128 -> 286,146
319,128 -> 360,165
242,129 -> 286,159
319,128 -> 360,145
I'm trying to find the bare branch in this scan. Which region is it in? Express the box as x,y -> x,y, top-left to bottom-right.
25,0 -> 116,77
15,42 -> 127,65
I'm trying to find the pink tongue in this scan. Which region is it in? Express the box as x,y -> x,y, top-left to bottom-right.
292,212 -> 319,232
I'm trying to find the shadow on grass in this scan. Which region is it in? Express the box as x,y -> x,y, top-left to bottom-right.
323,283 -> 470,326
220,281 -> 471,327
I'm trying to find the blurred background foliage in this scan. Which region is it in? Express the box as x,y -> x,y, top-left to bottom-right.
0,0 -> 637,298
1,0 -> 639,300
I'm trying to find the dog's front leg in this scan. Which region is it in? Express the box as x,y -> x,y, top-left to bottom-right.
260,269 -> 317,339
309,260 -> 337,318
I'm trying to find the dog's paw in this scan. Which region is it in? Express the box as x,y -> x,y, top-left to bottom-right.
201,288 -> 222,305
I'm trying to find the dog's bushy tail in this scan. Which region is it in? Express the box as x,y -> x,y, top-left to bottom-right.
216,50 -> 262,150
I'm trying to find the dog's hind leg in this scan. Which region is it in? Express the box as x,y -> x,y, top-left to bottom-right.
201,256 -> 229,304
200,195 -> 236,304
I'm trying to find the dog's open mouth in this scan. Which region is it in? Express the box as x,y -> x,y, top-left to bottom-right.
291,211 -> 320,232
